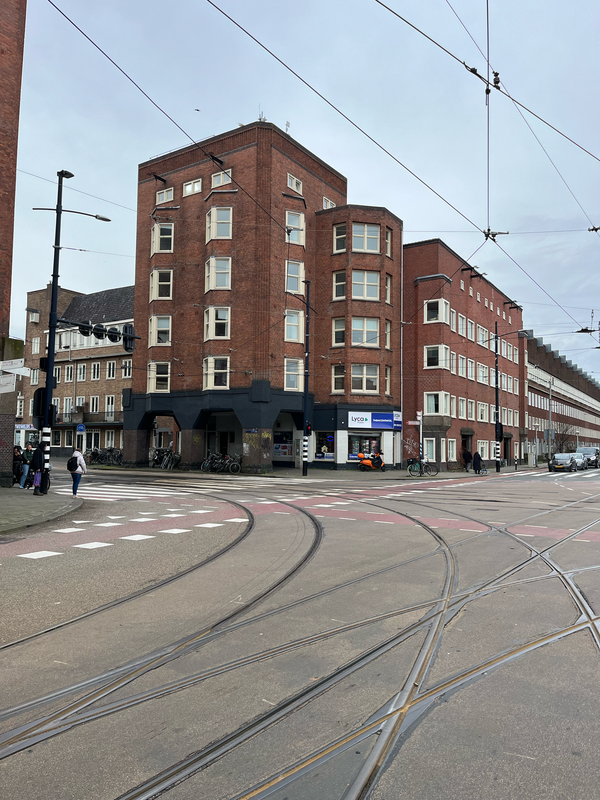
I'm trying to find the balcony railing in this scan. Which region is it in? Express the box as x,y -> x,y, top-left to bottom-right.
82,411 -> 124,424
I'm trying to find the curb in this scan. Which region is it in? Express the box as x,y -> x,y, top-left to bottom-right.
0,496 -> 83,536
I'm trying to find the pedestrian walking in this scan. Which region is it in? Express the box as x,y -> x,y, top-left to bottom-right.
19,442 -> 34,488
473,451 -> 482,474
463,448 -> 472,472
31,442 -> 46,496
67,448 -> 87,497
12,447 -> 24,485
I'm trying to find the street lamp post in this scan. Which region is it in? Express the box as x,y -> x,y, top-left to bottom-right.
33,170 -> 110,493
576,428 -> 580,450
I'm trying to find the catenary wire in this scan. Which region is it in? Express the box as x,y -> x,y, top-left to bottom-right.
17,168 -> 137,212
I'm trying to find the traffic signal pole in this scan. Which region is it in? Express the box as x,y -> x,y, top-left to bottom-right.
302,280 -> 311,477
495,321 -> 501,473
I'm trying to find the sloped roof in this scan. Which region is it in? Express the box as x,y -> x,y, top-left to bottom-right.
63,286 -> 134,324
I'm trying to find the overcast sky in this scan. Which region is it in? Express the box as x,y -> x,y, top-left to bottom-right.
12,0 -> 600,376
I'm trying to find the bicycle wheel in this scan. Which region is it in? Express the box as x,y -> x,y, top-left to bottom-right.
424,463 -> 439,477
407,462 -> 421,477
200,458 -> 211,472
229,461 -> 241,474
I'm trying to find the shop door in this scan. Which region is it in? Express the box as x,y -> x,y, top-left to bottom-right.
219,431 -> 229,456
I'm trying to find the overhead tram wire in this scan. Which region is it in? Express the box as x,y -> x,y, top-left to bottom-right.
17,169 -> 136,212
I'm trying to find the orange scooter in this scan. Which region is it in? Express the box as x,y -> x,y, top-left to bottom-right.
357,451 -> 386,472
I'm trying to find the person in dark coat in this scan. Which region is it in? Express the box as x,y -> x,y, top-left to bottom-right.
473,450 -> 482,474
12,447 -> 23,485
463,449 -> 472,472
31,442 -> 46,496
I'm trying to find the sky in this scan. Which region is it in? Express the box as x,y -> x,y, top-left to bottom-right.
11,0 -> 600,376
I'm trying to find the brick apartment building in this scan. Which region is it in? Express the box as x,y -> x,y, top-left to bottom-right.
17,284 -> 134,457
403,240 -> 525,469
125,122 -> 403,470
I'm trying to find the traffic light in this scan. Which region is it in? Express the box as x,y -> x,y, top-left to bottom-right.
107,326 -> 121,343
79,322 -> 93,337
93,324 -> 107,340
306,422 -> 312,435
122,323 -> 136,353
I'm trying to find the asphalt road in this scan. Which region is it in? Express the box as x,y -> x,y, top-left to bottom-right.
2,466 -> 600,799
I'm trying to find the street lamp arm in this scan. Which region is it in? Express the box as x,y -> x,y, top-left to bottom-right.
33,207 -> 111,222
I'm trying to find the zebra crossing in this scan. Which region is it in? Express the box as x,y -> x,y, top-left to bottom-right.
54,482 -> 195,501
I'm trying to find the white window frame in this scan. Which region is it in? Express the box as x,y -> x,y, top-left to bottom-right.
385,228 -> 392,258
122,359 -> 132,379
477,402 -> 489,422
91,362 -> 100,381
352,223 -> 380,253
29,311 -> 40,323
285,260 -> 305,294
31,337 -> 40,355
458,397 -> 467,419
53,366 -> 61,384
351,317 -> 379,347
203,356 -> 230,390
467,400 -> 475,421
508,408 -> 514,426
332,318 -> 345,346
149,315 -> 172,346
333,271 -> 346,299
156,187 -> 173,204
284,358 -> 303,392
105,395 -> 115,419
424,438 -> 436,461
424,299 -> 450,324
385,320 -> 391,349
204,307 -> 230,341
90,395 -> 99,414
323,196 -> 336,209
467,319 -> 475,341
448,439 -> 457,461
385,365 -> 391,395
477,325 -> 489,348
285,210 -> 305,246
206,207 -> 232,242
424,391 -> 450,415
477,440 -> 489,460
514,409 -> 519,427
458,314 -> 466,337
76,364 -> 86,382
332,364 -> 345,393
351,364 -> 379,394
460,280 -> 465,291
477,362 -> 489,385
211,169 -> 231,188
148,362 -> 170,393
451,395 -> 457,417
151,223 -> 174,255
513,347 -> 519,364
450,351 -> 457,374
106,361 -> 116,380
333,223 -> 346,253
450,309 -> 456,332
205,256 -> 231,292
284,309 -> 303,342
76,395 -> 85,408
467,359 -> 475,381
424,344 -> 450,370
385,274 -> 391,304
287,173 -> 303,194
458,355 -> 466,378
183,178 -> 202,196
65,364 -> 73,383
352,270 -> 379,300
507,375 -> 513,393
150,269 -> 173,300
514,377 -> 519,395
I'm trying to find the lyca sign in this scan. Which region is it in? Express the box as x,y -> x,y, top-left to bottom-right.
348,411 -> 402,430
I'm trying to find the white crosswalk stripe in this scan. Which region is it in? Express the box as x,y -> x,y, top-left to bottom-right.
55,483 -> 194,501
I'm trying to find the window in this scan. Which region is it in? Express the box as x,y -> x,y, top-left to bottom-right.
211,169 -> 231,188
107,361 -> 116,379
105,395 -> 115,420
105,430 -> 115,448
76,395 -> 85,408
477,440 -> 489,460
65,430 -> 73,448
424,299 -> 450,324
450,351 -> 457,374
507,343 -> 513,361
458,314 -> 466,337
385,228 -> 392,257
424,439 -> 436,461
501,372 -> 507,391
458,355 -> 466,377
501,407 -> 507,425
92,362 -> 102,381
284,358 -> 303,391
90,396 -> 99,413
509,315 -> 512,325
31,337 -> 40,354
514,410 -> 519,427
477,292 -> 481,302
122,359 -> 132,379
352,317 -> 379,346
204,307 -> 230,340
485,298 -> 488,308
450,309 -> 456,332
451,395 -> 456,417
448,439 -> 457,461
156,187 -> 173,204
332,364 -> 345,392
490,302 -> 493,312
183,178 -> 202,196
332,318 -> 345,345
285,260 -> 305,294
425,392 -> 450,415
467,320 -> 475,341
467,359 -> 475,380
65,364 -> 73,383
514,378 -> 519,395
440,438 -> 446,463
333,271 -> 346,299
477,325 -> 488,347
351,364 -> 378,393
148,362 -> 170,392
467,400 -> 475,420
469,287 -> 473,297
151,223 -> 173,254
385,366 -> 391,395
385,320 -> 391,349
352,223 -> 380,252
285,211 -> 305,245
458,397 -> 467,419
150,270 -> 173,300
51,430 -> 61,447
53,366 -> 61,384
477,363 -> 489,384
29,311 -> 40,323
507,375 -> 513,393
287,173 -> 303,194
477,402 -> 489,422
333,223 -> 347,253
149,316 -> 172,346
385,274 -> 391,304
285,310 -> 303,342
508,408 -> 514,426
205,257 -> 231,292
513,347 -> 519,364
352,270 -> 379,300
323,197 -> 336,209
501,340 -> 507,357
206,207 -> 232,241
460,280 -> 465,291
203,356 -> 230,389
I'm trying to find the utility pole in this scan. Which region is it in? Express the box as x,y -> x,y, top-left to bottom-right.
548,378 -> 553,459
302,280 -> 311,477
495,321 -> 501,473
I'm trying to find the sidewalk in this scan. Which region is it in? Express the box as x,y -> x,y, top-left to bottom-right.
0,486 -> 82,535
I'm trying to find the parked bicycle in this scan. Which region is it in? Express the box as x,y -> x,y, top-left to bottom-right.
200,450 -> 242,474
87,447 -> 123,466
406,458 -> 439,478
160,450 -> 181,470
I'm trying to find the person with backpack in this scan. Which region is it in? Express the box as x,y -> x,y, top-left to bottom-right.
67,448 -> 87,497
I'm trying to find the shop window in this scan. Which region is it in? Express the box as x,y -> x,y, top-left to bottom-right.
273,431 -> 293,460
315,432 -> 335,461
52,430 -> 61,447
348,434 -> 382,461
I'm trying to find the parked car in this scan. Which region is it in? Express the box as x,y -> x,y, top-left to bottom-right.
573,452 -> 588,470
576,447 -> 600,468
548,453 -> 577,472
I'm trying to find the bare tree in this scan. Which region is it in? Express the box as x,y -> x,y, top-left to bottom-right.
553,422 -> 576,453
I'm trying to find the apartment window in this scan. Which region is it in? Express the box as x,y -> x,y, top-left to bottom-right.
451,395 -> 457,417
514,410 -> 519,427
385,274 -> 391,304
467,400 -> 475,420
351,364 -> 378,393
477,325 -> 488,347
507,343 -> 513,361
352,317 -> 379,347
424,439 -> 435,461
149,315 -> 172,346
156,187 -> 173,204
285,211 -> 305,245
448,439 -> 457,461
332,365 -> 345,392
287,173 -> 303,194
501,340 -> 507,358
31,337 -> 40,355
76,395 -> 85,408
385,320 -> 391,349
469,287 -> 474,297
424,299 -> 450,324
450,309 -> 456,332
513,347 -> 519,364
151,223 -> 173,254
105,430 -> 115,448
352,223 -> 380,252
284,310 -> 303,342
450,351 -> 457,374
205,257 -> 231,292
508,408 -> 514,426
509,315 -> 512,325
385,228 -> 392,257
53,366 -> 61,384
206,207 -> 232,241
498,307 -> 501,316
458,355 -> 466,377
385,366 -> 391,395
65,429 -> 73,448
122,359 -> 132,379
485,298 -> 488,308
65,364 -> 73,383
107,361 -> 116,380
425,346 -> 440,368
460,280 -> 465,291
29,311 -> 40,323
333,223 -> 347,253
89,362 -> 99,381
458,397 -> 467,419
507,375 -> 513,393
425,391 -> 450,415
501,373 -> 507,391
467,359 -> 475,380
352,270 -> 379,300
477,402 -> 489,422
323,197 -> 336,209
477,440 -> 489,460
501,407 -> 508,425
285,260 -> 305,294
51,430 -> 61,447
477,292 -> 481,302
203,356 -> 230,389
90,396 -> 99,413
148,362 -> 170,393
514,378 -> 519,395
150,270 -> 173,300
204,307 -> 230,340
105,395 -> 115,420
477,363 -> 489,385
490,302 -> 494,312
467,320 -> 475,341
333,271 -> 346,299
440,438 -> 446,463
332,318 -> 345,345
458,314 -> 466,337
211,169 -> 231,188
284,358 -> 303,391
183,178 -> 202,196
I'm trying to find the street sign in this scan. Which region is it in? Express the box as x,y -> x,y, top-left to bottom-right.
0,358 -> 24,371
76,423 -> 86,433
0,374 -> 16,394
2,367 -> 30,377
407,421 -> 420,425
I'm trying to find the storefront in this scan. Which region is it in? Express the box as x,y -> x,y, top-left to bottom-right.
346,411 -> 402,463
309,407 -> 402,469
